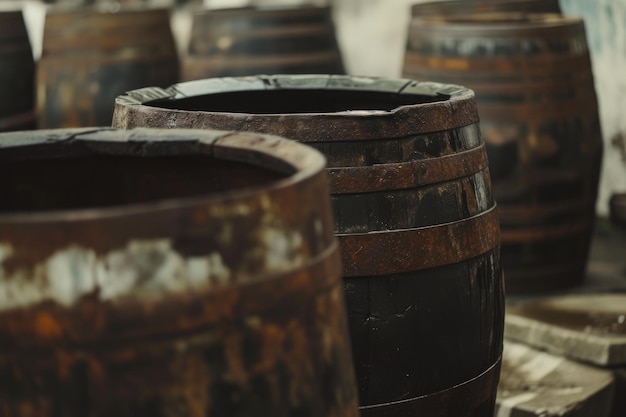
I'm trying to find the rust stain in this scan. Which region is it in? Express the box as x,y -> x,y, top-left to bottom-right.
34,313 -> 63,340
284,320 -> 315,406
223,332 -> 249,388
252,323 -> 285,375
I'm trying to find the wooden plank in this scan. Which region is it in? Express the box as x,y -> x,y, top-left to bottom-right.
496,341 -> 615,417
505,294 -> 626,366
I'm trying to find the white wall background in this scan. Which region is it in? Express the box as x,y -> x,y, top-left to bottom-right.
2,0 -> 625,216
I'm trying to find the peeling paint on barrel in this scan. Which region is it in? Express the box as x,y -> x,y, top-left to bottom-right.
0,224 -> 304,311
0,239 -> 229,310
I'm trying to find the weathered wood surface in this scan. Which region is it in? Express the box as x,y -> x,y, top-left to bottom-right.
0,127 -> 359,417
182,6 -> 344,80
37,8 -> 179,128
505,294 -> 626,367
113,74 -> 505,416
403,14 -> 603,293
496,341 -> 614,417
411,0 -> 561,17
0,11 -> 35,132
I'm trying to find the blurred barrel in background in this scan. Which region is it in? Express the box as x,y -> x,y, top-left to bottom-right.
610,193 -> 626,228
113,75 -> 505,417
37,7 -> 179,128
404,14 -> 603,293
181,6 -> 345,80
0,10 -> 35,132
0,127 -> 359,417
411,0 -> 561,17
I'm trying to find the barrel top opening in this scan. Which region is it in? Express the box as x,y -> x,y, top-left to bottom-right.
126,75 -> 467,116
0,127 -> 325,220
149,88 -> 449,114
114,75 -> 479,140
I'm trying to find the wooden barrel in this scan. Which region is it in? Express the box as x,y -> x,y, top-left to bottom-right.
37,7 -> 179,128
0,11 -> 35,132
113,75 -> 505,417
181,6 -> 344,81
403,14 -> 604,293
0,127 -> 358,417
411,0 -> 561,17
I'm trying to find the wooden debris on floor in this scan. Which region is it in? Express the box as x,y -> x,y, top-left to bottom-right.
496,341 -> 615,417
505,294 -> 626,367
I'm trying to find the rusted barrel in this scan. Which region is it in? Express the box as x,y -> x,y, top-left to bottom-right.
0,127 -> 358,417
403,14 -> 604,293
0,10 -> 35,132
37,7 -> 179,128
411,0 -> 561,17
181,6 -> 344,80
113,75 -> 505,417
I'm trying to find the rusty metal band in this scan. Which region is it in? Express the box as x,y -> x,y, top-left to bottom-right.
214,239 -> 344,318
407,20 -> 586,40
327,143 -> 488,193
360,357 -> 502,417
404,53 -> 590,76
338,206 -> 499,277
0,110 -> 35,131
501,220 -> 592,243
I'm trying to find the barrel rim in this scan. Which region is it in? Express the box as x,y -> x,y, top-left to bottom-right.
114,75 -> 479,137
121,74 -> 473,112
0,127 -> 327,223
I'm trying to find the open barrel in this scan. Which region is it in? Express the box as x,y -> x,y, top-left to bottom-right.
113,75 -> 505,417
0,127 -> 358,417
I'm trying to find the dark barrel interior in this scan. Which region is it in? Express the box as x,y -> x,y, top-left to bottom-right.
149,89 -> 448,114
0,148 -> 288,213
